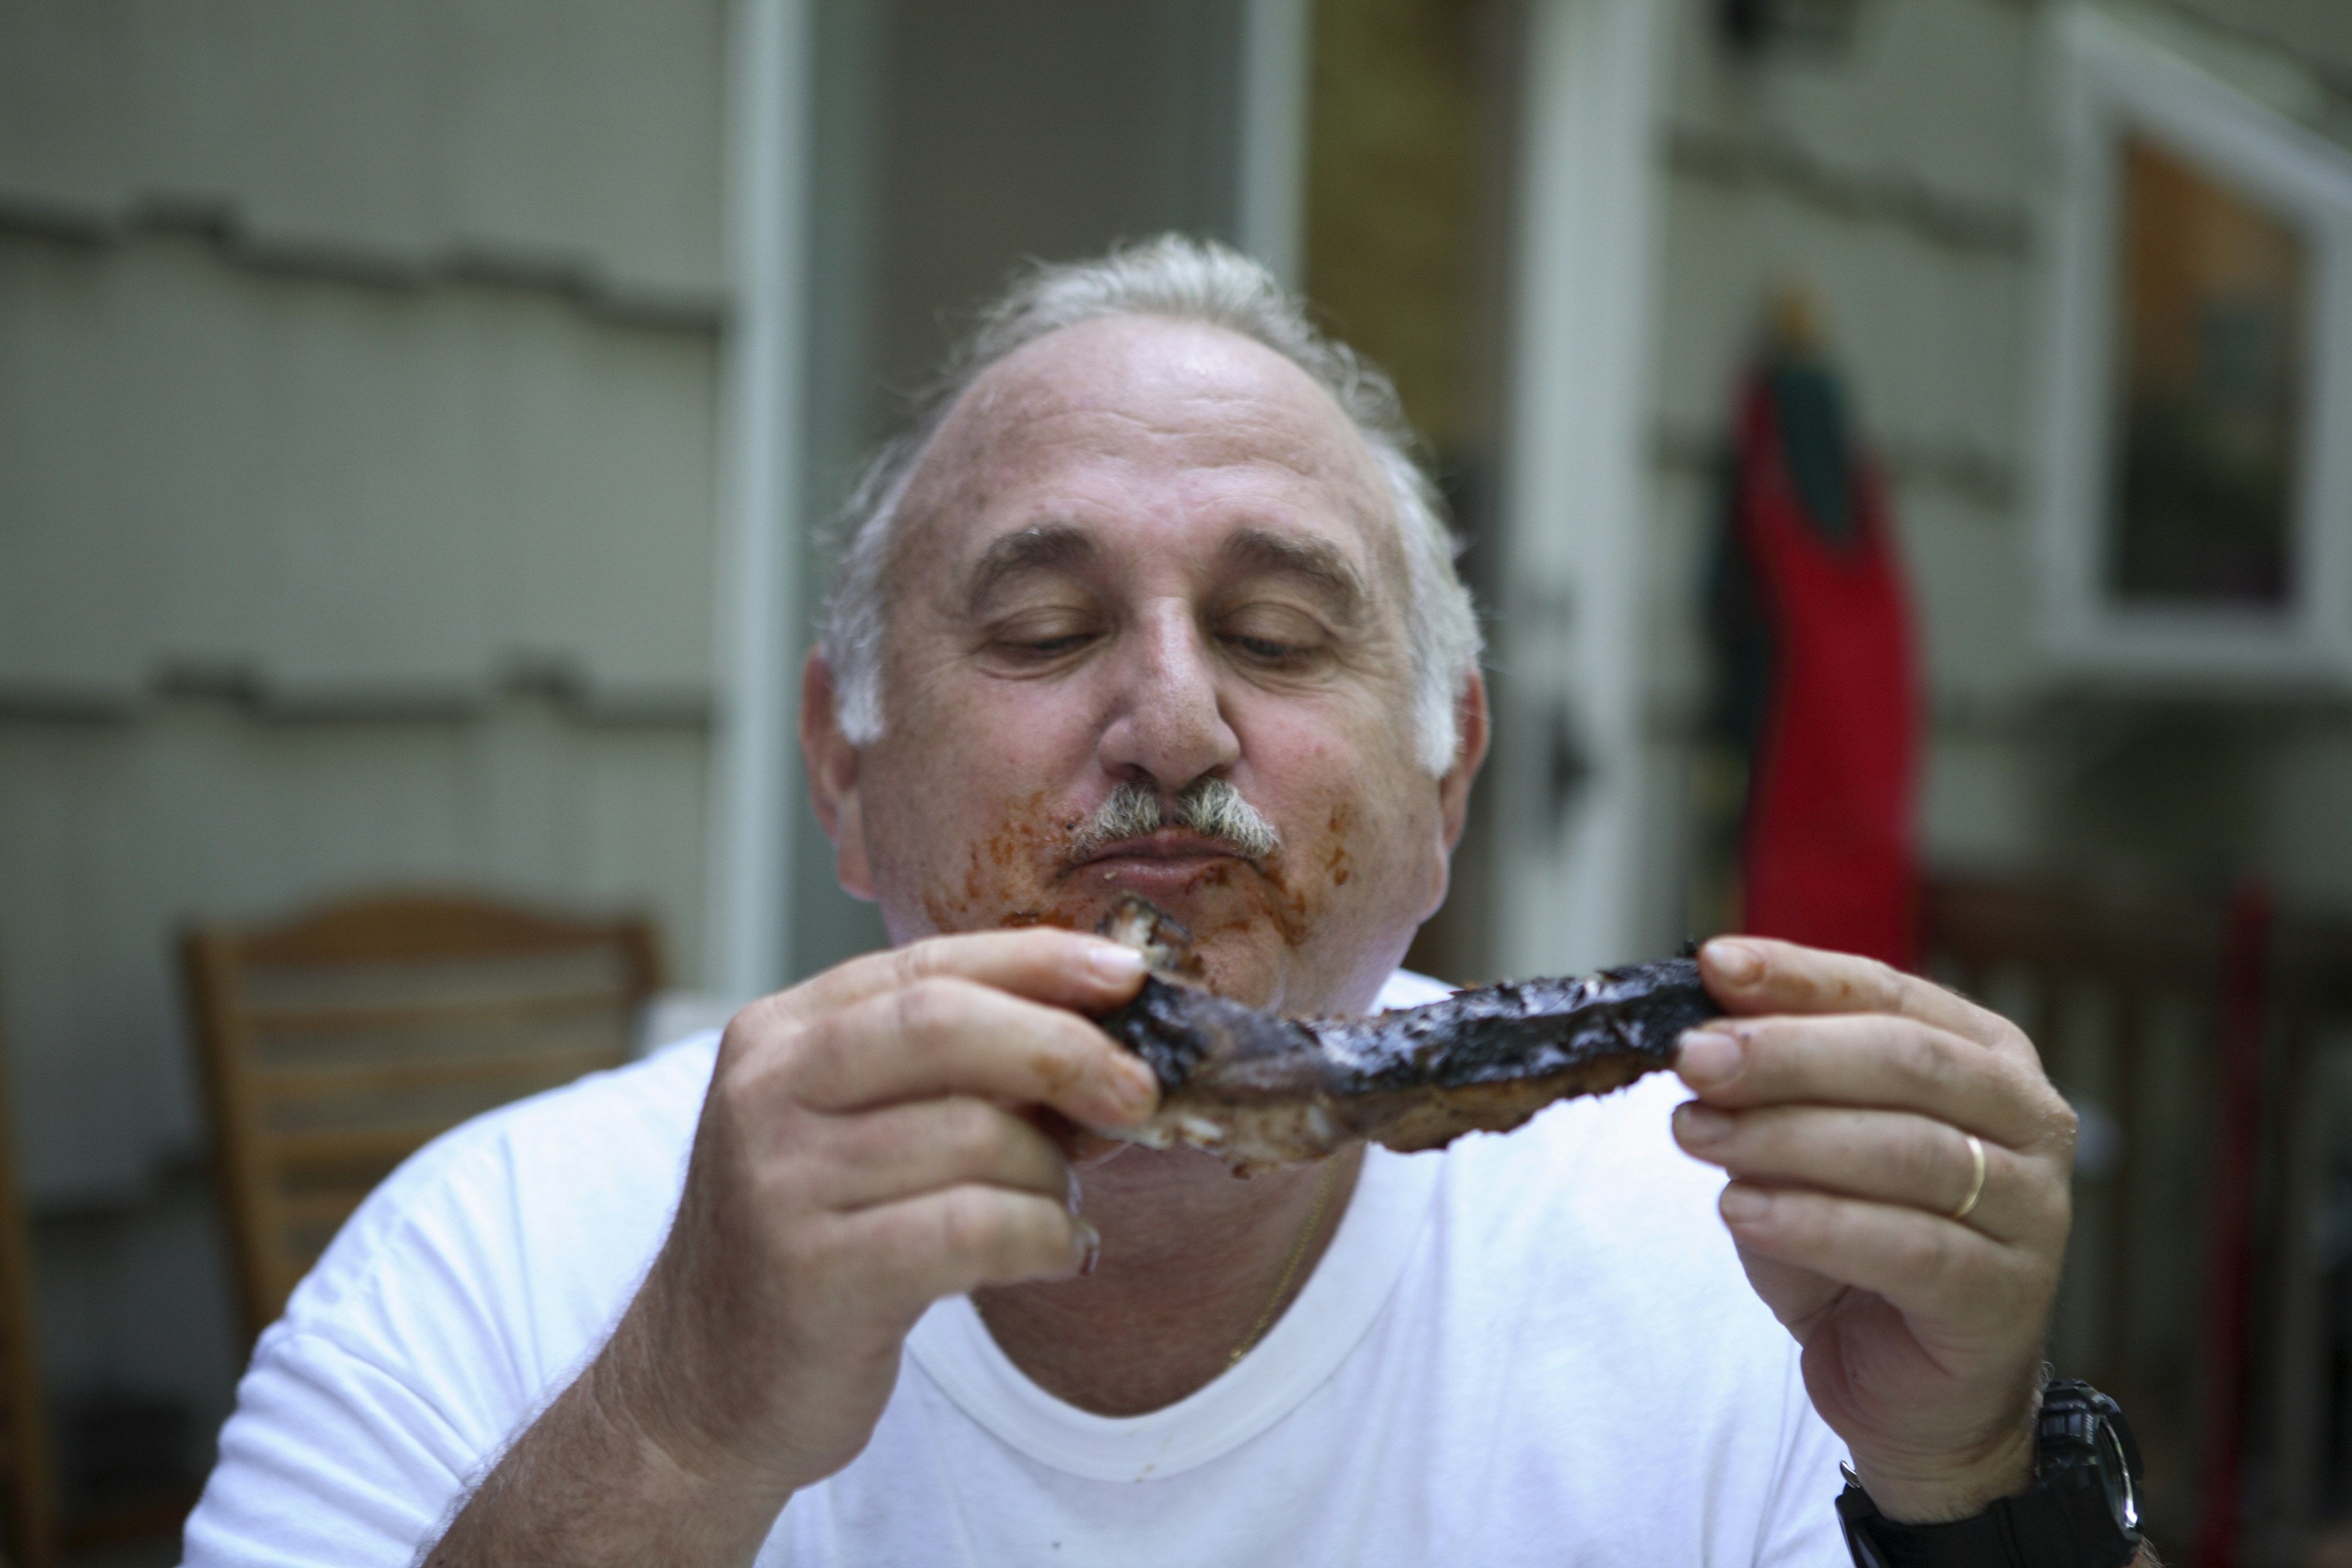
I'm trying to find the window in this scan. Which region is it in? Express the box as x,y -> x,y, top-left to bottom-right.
2035,9 -> 2352,684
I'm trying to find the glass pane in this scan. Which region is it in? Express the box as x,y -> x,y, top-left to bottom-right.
791,0 -> 1251,982
2106,133 -> 2310,608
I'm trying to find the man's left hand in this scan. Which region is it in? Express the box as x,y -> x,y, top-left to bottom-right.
1670,937 -> 2078,1524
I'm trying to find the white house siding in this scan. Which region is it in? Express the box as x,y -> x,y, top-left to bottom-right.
0,0 -> 728,1467
0,232 -> 720,704
0,0 -> 724,305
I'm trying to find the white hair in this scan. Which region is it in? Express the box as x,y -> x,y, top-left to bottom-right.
817,234 -> 1483,775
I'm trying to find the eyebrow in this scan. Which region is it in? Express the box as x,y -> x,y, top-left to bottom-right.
962,524 -> 1099,614
1220,529 -> 1365,622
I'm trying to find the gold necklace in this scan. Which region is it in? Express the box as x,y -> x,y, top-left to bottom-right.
1228,1156 -> 1343,1365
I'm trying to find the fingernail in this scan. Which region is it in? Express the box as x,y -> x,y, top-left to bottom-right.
1088,943 -> 1148,982
1676,1029 -> 1743,1087
1719,1184 -> 1770,1223
1705,938 -> 1763,986
1675,1102 -> 1733,1146
1065,1165 -> 1084,1215
1109,1059 -> 1159,1120
1074,1220 -> 1102,1276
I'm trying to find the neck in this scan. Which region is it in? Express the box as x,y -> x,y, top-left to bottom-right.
973,1140 -> 1363,1415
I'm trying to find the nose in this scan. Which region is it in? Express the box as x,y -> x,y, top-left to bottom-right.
1095,600 -> 1241,794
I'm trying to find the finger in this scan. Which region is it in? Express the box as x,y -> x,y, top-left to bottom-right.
1672,1102 -> 2059,1247
816,1098 -> 1074,1214
848,1184 -> 1098,1300
753,927 -> 1150,1033
1673,1014 -> 2075,1154
792,976 -> 1158,1127
1714,1182 -> 2056,1340
1701,937 -> 2023,1059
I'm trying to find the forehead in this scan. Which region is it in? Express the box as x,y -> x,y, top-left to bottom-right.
892,315 -> 1402,590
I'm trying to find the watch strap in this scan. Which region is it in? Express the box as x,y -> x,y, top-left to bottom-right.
1838,1469 -> 2138,1568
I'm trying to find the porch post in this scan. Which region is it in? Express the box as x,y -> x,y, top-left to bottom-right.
1492,0 -> 1670,976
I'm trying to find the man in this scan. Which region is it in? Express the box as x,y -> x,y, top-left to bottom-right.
184,238 -> 2090,1566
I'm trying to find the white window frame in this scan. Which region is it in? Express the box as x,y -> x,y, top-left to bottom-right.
2034,7 -> 2352,688
710,0 -> 815,1000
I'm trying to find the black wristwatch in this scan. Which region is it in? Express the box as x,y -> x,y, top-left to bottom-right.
1836,1380 -> 2143,1567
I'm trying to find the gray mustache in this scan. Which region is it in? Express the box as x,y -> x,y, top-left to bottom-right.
1068,779 -> 1283,864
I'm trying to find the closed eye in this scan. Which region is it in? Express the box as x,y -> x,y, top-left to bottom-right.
1216,598 -> 1332,670
981,614 -> 1105,666
1023,632 -> 1095,655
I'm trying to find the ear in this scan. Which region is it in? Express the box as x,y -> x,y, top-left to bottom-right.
799,649 -> 876,902
1438,669 -> 1490,854
1420,670 -> 1490,919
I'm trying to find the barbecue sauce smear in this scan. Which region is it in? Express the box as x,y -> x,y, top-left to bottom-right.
915,790 -> 1366,1011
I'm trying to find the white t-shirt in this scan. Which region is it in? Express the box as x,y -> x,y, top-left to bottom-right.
182,971 -> 1851,1566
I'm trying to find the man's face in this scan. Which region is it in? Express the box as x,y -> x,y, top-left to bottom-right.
807,315 -> 1482,1015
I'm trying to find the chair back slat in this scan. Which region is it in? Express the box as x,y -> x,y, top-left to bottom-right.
182,890 -> 663,1344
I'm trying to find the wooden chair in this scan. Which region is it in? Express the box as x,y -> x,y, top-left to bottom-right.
181,891 -> 663,1345
0,972 -> 59,1568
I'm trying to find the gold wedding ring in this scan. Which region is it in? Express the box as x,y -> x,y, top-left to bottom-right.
1950,1133 -> 1987,1223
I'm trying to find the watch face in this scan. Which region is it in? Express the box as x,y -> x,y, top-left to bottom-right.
2097,1422 -> 2140,1534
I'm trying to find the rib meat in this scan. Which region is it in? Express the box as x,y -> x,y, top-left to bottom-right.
1094,898 -> 1713,1172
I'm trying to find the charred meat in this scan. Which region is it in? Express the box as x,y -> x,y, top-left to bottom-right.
1094,897 -> 1713,1172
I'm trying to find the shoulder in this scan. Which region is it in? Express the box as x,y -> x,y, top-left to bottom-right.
186,1037 -> 723,1568
276,1033 -> 720,1355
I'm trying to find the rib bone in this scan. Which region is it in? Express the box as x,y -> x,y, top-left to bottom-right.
1095,897 -> 1713,1172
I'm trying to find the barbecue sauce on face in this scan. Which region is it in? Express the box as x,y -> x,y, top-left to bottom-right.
913,789 -> 1364,1008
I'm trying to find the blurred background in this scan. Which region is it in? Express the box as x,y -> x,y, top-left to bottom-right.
2,0 -> 2351,1562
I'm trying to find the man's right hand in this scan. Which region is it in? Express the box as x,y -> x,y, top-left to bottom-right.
423,928 -> 1155,1566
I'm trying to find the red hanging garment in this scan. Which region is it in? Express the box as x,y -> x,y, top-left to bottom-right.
1730,364 -> 1921,970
